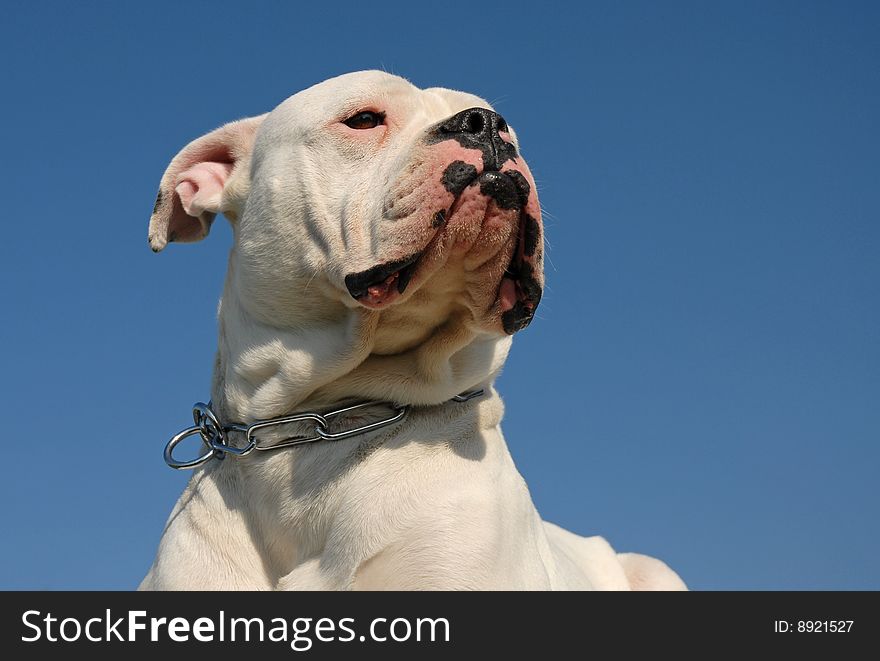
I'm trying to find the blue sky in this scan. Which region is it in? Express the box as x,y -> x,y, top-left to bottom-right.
1,1 -> 877,590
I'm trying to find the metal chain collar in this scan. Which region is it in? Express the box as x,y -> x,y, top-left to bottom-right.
164,389 -> 485,470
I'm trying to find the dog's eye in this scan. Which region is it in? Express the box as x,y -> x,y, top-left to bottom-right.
343,111 -> 385,130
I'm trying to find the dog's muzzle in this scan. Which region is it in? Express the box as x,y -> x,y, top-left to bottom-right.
344,106 -> 544,333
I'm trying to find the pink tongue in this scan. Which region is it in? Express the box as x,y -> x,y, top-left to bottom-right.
499,277 -> 517,312
365,273 -> 399,306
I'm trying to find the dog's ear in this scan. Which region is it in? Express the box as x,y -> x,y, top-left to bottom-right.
148,114 -> 267,252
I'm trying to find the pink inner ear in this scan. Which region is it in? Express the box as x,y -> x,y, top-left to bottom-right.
175,161 -> 234,218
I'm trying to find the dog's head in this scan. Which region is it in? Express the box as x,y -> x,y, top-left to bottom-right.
149,71 -> 543,343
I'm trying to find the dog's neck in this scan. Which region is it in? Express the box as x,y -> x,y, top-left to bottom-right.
201,268 -> 512,582
210,256 -> 512,424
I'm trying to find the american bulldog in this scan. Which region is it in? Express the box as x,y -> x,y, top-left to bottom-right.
140,71 -> 685,590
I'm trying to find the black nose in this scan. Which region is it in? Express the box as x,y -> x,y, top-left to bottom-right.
432,107 -> 517,171
440,107 -> 507,138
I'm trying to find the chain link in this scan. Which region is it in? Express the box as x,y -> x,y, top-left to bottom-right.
164,389 -> 484,470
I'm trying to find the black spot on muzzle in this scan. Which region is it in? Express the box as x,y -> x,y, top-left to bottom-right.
504,170 -> 531,207
522,214 -> 540,257
479,171 -> 521,210
442,161 -> 478,195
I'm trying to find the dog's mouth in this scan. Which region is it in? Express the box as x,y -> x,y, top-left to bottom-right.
498,211 -> 542,334
344,252 -> 423,308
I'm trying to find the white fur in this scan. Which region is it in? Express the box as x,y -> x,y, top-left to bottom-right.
141,71 -> 685,591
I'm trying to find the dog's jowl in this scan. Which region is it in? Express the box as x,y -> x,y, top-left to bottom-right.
142,71 -> 685,591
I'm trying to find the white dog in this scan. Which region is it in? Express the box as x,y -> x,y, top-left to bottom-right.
140,71 -> 685,590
